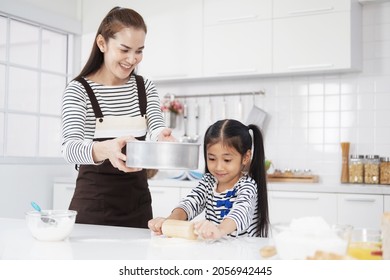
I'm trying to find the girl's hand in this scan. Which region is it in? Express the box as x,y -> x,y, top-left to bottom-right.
148,217 -> 166,235
158,128 -> 176,142
194,220 -> 226,240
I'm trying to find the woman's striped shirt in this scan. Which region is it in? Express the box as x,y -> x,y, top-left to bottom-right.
61,75 -> 165,164
177,173 -> 259,237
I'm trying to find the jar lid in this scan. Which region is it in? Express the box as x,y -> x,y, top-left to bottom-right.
365,155 -> 380,159
380,157 -> 390,162
350,154 -> 364,159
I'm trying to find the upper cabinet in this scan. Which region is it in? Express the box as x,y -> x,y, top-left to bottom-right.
203,0 -> 273,77
272,0 -> 362,74
138,0 -> 362,81
137,0 -> 203,80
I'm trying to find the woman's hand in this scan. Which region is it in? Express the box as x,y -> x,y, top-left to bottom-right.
93,136 -> 142,173
158,128 -> 176,142
148,217 -> 167,235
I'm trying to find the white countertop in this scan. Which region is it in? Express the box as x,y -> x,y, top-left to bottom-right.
54,176 -> 390,195
0,218 -> 270,260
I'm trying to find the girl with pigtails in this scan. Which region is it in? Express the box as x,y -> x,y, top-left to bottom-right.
149,119 -> 270,239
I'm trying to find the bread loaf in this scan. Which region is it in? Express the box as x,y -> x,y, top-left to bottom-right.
382,212 -> 390,260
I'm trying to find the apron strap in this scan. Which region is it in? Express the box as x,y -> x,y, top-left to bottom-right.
134,75 -> 147,117
74,77 -> 104,120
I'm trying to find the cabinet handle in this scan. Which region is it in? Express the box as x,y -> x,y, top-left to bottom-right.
65,186 -> 75,190
218,15 -> 258,23
217,68 -> 257,75
272,195 -> 319,200
288,63 -> 334,70
288,7 -> 335,16
344,198 -> 376,203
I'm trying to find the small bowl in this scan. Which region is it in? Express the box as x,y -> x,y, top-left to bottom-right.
25,210 -> 77,241
272,222 -> 353,260
347,228 -> 382,260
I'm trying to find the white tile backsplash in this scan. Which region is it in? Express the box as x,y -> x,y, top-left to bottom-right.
154,3 -> 390,184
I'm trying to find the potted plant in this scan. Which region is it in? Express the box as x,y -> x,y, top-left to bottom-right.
161,94 -> 183,128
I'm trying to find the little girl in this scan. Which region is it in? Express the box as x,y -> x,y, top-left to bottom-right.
148,119 -> 269,239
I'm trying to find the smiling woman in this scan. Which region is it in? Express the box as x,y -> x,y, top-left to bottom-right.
61,6 -> 175,228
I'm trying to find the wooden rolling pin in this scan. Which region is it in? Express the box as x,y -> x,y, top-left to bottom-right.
161,219 -> 198,240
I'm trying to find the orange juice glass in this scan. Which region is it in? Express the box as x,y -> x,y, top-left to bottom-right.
347,228 -> 382,260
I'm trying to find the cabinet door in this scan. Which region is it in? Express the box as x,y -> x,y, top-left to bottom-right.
53,183 -> 75,210
383,195 -> 390,212
204,0 -> 272,25
273,0 -> 351,18
203,0 -> 272,77
203,20 -> 272,76
273,12 -> 356,74
268,191 -> 337,225
137,0 -> 202,80
149,186 -> 181,218
338,194 -> 383,229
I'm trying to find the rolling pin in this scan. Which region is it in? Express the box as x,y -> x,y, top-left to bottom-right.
161,219 -> 198,240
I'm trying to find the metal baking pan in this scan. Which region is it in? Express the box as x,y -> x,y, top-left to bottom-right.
126,141 -> 200,170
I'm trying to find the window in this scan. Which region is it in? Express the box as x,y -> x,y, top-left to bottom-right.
0,14 -> 73,161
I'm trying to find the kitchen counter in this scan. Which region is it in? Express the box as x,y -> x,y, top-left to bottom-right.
0,218 -> 270,260
54,176 -> 390,195
147,179 -> 390,195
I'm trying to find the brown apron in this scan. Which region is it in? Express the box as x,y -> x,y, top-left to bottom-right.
69,75 -> 152,228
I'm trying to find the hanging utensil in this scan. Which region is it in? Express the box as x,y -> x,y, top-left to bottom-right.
189,100 -> 200,143
222,96 -> 226,119
238,94 -> 243,121
180,99 -> 189,142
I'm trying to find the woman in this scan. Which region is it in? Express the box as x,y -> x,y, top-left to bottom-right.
61,7 -> 174,228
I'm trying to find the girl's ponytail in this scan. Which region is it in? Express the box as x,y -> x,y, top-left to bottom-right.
248,124 -> 269,237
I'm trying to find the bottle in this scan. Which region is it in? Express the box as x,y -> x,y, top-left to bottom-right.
382,212 -> 390,260
349,155 -> 364,184
364,155 -> 380,184
380,157 -> 390,185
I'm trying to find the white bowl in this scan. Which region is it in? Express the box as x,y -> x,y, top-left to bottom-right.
272,223 -> 353,260
25,210 -> 77,241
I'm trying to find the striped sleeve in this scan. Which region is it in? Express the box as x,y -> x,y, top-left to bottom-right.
225,180 -> 258,235
144,78 -> 165,141
61,81 -> 95,164
176,176 -> 210,220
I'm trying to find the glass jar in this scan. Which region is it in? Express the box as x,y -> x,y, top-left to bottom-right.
349,155 -> 364,184
364,155 -> 380,184
380,157 -> 390,185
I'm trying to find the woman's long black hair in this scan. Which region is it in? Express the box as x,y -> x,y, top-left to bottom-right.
74,6 -> 147,80
203,119 -> 269,237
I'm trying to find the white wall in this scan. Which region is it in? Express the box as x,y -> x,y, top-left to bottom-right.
80,1 -> 390,185
0,0 -> 81,218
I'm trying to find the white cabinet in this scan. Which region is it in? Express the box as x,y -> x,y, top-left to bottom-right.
268,191 -> 338,225
272,0 -> 361,74
149,186 -> 181,218
53,183 -> 75,210
203,0 -> 272,77
384,195 -> 390,212
338,193 -> 383,229
137,0 -> 203,80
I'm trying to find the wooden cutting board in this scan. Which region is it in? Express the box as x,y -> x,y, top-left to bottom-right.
267,173 -> 319,183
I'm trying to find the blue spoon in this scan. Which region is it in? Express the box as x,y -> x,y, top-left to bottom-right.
31,201 -> 57,225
